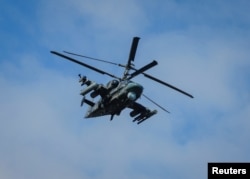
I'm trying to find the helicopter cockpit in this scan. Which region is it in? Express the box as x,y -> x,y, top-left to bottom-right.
106,80 -> 119,90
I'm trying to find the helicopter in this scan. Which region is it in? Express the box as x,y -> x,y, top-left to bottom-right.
51,37 -> 193,124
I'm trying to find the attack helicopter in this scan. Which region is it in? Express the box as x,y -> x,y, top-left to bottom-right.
51,37 -> 193,124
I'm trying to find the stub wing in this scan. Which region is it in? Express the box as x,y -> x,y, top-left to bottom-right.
128,102 -> 157,124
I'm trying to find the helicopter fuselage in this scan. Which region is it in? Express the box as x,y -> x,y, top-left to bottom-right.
84,80 -> 143,118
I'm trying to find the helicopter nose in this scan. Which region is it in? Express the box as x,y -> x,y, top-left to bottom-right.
126,82 -> 143,100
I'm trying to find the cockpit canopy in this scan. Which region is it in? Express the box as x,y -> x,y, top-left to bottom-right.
106,80 -> 119,90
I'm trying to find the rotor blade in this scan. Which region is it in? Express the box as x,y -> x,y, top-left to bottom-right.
127,60 -> 158,80
51,51 -> 120,79
127,37 -> 140,67
143,73 -> 194,98
63,51 -> 126,67
142,94 -> 170,113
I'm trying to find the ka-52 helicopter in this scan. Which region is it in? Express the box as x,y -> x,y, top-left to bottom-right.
51,37 -> 193,124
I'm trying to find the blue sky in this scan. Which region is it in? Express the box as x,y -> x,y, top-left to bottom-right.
1,0 -> 250,178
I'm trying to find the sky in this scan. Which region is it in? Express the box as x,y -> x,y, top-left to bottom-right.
1,0 -> 250,178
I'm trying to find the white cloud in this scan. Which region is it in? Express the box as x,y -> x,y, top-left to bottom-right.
72,0 -> 148,33
1,55 -> 250,179
1,0 -> 250,179
37,0 -> 148,54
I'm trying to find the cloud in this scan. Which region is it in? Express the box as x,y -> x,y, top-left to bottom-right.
37,0 -> 148,54
1,54 -> 250,178
1,0 -> 250,179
